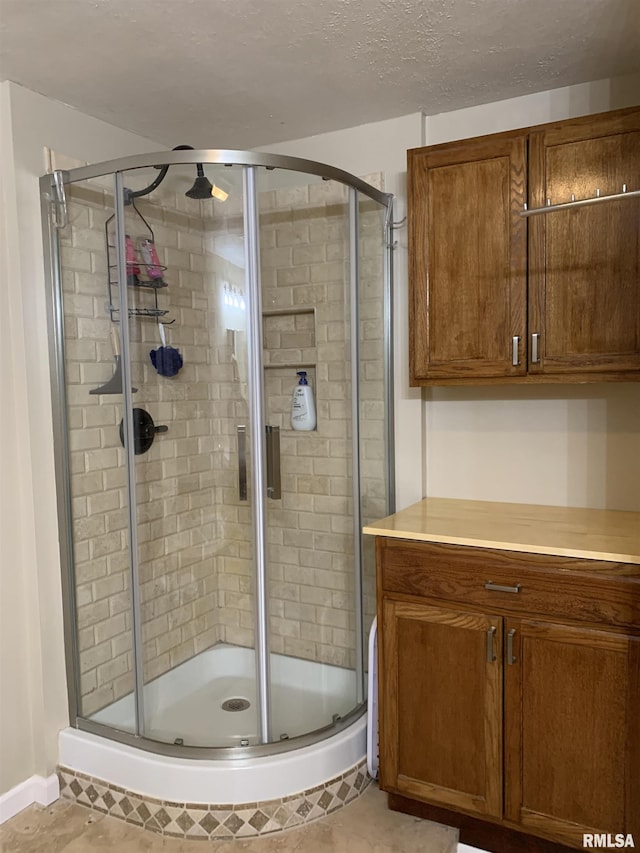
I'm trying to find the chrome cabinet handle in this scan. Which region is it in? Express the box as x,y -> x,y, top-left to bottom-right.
507,629 -> 517,665
486,626 -> 497,663
237,425 -> 247,501
512,336 -> 520,366
485,581 -> 521,594
531,332 -> 540,363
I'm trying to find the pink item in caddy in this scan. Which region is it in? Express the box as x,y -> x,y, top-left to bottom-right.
138,238 -> 163,280
125,235 -> 140,284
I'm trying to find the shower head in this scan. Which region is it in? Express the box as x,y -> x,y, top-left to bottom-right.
126,146 -> 216,203
185,164 -> 214,199
124,148 -> 227,204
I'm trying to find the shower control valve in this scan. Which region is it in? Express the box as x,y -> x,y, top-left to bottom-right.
119,408 -> 169,455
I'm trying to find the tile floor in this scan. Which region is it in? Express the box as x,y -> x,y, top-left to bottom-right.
0,783 -> 459,852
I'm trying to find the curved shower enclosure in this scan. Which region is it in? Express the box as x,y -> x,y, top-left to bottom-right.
41,150 -> 393,826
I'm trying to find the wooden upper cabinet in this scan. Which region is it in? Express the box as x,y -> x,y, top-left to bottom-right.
408,106 -> 640,385
409,134 -> 527,382
528,110 -> 640,375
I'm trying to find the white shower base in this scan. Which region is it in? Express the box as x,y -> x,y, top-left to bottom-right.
90,644 -> 359,747
59,644 -> 367,803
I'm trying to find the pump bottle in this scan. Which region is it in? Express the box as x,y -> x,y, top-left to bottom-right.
290,371 -> 316,431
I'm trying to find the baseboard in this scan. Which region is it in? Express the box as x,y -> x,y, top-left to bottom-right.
0,774 -> 59,824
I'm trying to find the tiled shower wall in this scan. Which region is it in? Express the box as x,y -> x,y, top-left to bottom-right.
61,180 -> 230,716
61,171 -> 386,717
261,180 -> 387,668
202,177 -> 386,669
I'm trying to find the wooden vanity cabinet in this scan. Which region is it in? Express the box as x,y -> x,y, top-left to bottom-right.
376,537 -> 640,851
503,619 -> 639,846
408,106 -> 640,385
381,598 -> 504,819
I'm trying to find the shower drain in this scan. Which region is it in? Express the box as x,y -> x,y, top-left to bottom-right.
221,697 -> 251,712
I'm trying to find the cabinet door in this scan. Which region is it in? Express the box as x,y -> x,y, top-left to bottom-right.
504,619 -> 640,847
528,108 -> 640,376
379,598 -> 503,818
408,134 -> 527,383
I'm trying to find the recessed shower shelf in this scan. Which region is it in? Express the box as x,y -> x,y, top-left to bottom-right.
263,361 -> 316,371
110,306 -> 170,318
262,307 -> 315,317
262,307 -> 316,375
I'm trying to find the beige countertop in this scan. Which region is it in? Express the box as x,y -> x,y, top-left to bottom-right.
363,498 -> 640,564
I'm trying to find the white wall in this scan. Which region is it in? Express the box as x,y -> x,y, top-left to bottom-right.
0,81 -> 163,799
268,73 -> 640,512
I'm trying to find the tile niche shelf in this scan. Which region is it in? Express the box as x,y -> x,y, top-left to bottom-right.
262,307 -> 317,432
262,306 -> 317,371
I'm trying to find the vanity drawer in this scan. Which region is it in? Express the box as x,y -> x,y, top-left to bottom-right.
378,538 -> 640,629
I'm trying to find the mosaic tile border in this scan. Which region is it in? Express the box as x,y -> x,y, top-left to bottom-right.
58,758 -> 370,839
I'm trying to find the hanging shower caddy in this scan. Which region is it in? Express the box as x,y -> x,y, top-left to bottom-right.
104,198 -> 171,323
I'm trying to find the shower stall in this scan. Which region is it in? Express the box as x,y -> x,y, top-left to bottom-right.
41,149 -> 393,826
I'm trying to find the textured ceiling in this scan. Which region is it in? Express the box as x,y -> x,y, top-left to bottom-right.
1,0 -> 639,149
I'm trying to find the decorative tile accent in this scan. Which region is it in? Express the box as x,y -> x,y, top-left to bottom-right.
58,758 -> 370,840
336,781 -> 350,801
248,810 -> 269,832
199,813 -> 220,834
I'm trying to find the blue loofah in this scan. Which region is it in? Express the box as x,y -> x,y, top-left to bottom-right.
150,345 -> 183,377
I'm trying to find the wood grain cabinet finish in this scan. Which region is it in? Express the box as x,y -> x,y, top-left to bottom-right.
504,620 -> 640,847
376,537 -> 640,851
380,598 -> 503,818
408,134 -> 527,382
408,106 -> 640,385
528,110 -> 640,376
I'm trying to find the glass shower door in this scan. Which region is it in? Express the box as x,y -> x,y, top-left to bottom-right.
55,174 -> 138,733
117,163 -> 258,747
256,169 -> 363,741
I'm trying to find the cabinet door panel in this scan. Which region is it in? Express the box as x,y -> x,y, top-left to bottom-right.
409,136 -> 527,382
505,620 -> 639,845
529,111 -> 640,374
380,598 -> 503,818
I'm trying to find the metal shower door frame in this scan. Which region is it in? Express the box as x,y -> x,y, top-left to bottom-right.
40,150 -> 394,759
243,165 -> 272,745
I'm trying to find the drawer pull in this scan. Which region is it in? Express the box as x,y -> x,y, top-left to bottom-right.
485,581 -> 521,594
507,628 -> 517,665
486,626 -> 497,663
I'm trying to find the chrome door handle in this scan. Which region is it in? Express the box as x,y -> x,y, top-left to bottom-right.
486,626 -> 497,663
507,629 -> 517,665
531,333 -> 540,363
485,581 -> 521,594
265,425 -> 281,500
237,425 -> 247,501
